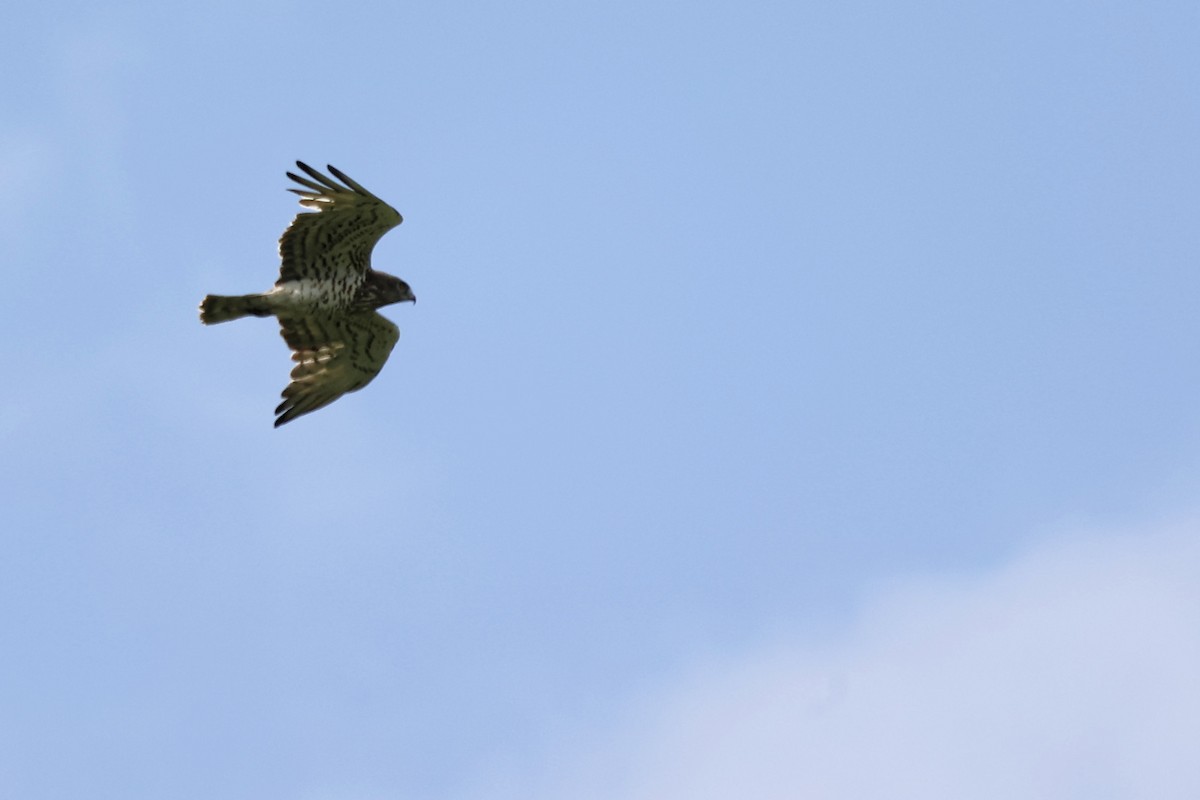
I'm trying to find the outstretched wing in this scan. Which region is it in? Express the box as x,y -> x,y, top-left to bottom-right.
274,311 -> 400,427
277,162 -> 403,284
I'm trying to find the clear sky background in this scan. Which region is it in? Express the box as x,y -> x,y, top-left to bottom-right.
2,1 -> 1199,798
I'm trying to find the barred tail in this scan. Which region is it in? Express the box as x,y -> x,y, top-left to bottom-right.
199,294 -> 272,325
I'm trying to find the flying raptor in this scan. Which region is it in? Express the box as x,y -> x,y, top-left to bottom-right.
199,162 -> 415,427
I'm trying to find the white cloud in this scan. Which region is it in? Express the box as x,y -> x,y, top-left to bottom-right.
466,518 -> 1200,800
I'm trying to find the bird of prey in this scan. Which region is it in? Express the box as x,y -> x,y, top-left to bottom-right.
199,161 -> 415,427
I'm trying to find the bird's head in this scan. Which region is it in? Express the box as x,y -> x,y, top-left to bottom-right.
394,279 -> 416,305
372,273 -> 416,307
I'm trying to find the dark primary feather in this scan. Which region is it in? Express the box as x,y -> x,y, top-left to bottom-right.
277,162 -> 404,284
274,311 -> 401,427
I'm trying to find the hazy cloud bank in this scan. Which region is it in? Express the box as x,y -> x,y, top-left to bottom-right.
468,517 -> 1200,800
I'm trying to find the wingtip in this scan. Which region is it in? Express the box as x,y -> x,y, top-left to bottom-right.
274,397 -> 291,427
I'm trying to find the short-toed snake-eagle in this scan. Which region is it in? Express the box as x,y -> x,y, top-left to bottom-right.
199,162 -> 415,427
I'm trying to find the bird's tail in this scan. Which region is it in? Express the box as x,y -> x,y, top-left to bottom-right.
199,294 -> 273,325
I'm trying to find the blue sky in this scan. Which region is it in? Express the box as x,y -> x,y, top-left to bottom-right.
2,1 -> 1199,797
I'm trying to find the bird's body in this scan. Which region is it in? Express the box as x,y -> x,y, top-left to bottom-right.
199,162 -> 415,427
200,269 -> 412,322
